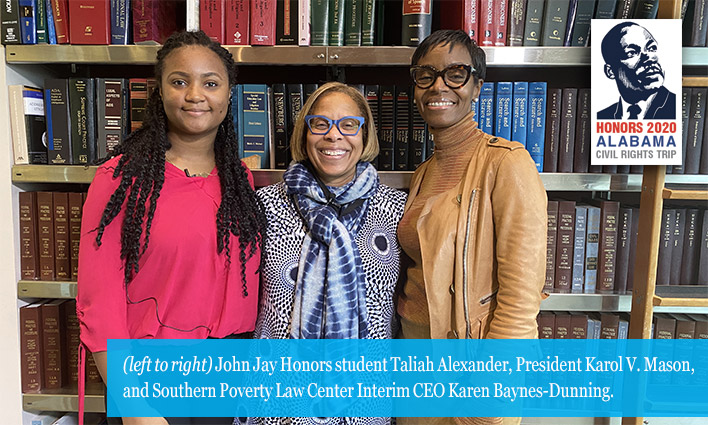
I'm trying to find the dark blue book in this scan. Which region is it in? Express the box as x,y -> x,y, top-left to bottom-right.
572,205 -> 588,293
44,79 -> 73,164
271,83 -> 289,169
241,84 -> 270,168
495,82 -> 512,140
394,86 -> 411,171
527,81 -> 547,172
479,82 -> 495,135
44,0 -> 56,44
110,0 -> 131,44
19,0 -> 37,44
563,0 -> 579,46
230,85 -> 243,160
473,97 -> 480,126
512,81 -> 528,148
570,0 -> 596,46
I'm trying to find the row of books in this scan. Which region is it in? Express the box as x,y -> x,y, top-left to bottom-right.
20,300 -> 102,393
544,200 -> 708,295
683,0 -> 708,47
0,0 -> 183,45
679,87 -> 708,175
19,191 -> 85,282
537,311 -> 708,340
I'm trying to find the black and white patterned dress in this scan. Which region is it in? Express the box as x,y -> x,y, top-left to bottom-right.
245,181 -> 406,425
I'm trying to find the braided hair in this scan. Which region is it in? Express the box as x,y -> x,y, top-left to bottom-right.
94,30 -> 265,296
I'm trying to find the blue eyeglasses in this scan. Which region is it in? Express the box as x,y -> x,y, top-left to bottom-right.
305,115 -> 366,136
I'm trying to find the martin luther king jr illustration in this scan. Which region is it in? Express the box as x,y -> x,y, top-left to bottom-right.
597,22 -> 676,120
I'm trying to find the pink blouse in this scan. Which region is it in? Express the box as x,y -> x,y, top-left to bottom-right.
76,156 -> 260,353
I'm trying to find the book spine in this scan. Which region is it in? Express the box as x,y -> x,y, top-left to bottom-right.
675,87 -> 691,175
19,0 -> 37,44
511,81 -> 528,148
226,0 -> 249,44
230,86 -> 243,159
700,103 -> 708,174
543,88 -> 561,172
558,88 -> 577,173
570,313 -> 589,338
186,0 -> 198,31
44,0 -> 55,43
343,0 -> 360,45
37,191 -> 55,280
401,0 -> 431,46
669,208 -> 686,285
286,83 -> 303,166
53,192 -> 70,281
584,206 -> 600,294
110,0 -> 131,44
614,0 -> 633,17
69,0 -> 110,44
24,86 -> 48,164
45,79 -> 73,165
545,200 -> 559,292
656,208 -> 676,286
50,0 -> 69,43
494,82 -> 512,140
554,312 -> 571,338
614,207 -> 632,294
572,205 -> 587,293
132,0 -> 156,44
410,92 -> 426,169
328,0 -> 345,45
594,0 -> 617,18
526,81 -> 546,172
129,78 -> 148,133
272,83 -> 289,169
360,0 -> 374,45
97,79 -> 126,159
479,82 -> 495,135
36,0 -> 46,42
68,192 -> 82,280
298,0 -> 310,45
64,300 -> 80,386
597,200 -> 619,293
563,0 -> 578,46
310,0 -> 328,45
378,86 -> 395,170
9,85 -> 29,164
68,78 -> 90,165
494,0 -> 508,46
479,0 -> 494,46
508,0 -> 526,46
242,84 -> 270,168
19,191 -> 40,280
251,0 -> 276,44
688,0 -> 708,46
365,85 -> 380,166
600,313 -> 620,339
523,0 -> 543,46
394,86 -> 410,171
537,312 -> 555,339
570,0 -> 594,46
626,207 -> 639,292
680,209 -> 701,285
573,88 -> 591,173
554,200 -> 576,293
42,301 -> 66,389
685,87 -> 706,174
541,0 -> 570,47
631,0 -> 659,18
201,0 -> 225,43
2,0 -> 22,44
20,304 -> 43,392
464,0 -> 478,41
699,211 -> 708,285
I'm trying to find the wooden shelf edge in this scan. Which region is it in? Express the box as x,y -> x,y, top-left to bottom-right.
682,76 -> 708,87
652,295 -> 708,307
662,187 -> 708,200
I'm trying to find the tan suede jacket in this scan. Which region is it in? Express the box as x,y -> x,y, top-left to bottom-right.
405,130 -> 547,342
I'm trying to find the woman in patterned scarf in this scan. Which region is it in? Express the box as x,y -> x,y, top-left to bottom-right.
246,82 -> 407,425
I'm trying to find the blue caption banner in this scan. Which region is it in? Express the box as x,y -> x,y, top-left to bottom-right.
107,339 -> 708,418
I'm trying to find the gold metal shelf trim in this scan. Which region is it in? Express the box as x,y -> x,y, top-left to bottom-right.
23,392 -> 105,413
662,187 -> 708,200
653,295 -> 708,307
18,280 -> 77,299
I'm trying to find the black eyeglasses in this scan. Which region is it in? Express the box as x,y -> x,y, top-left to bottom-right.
410,64 -> 475,89
305,115 -> 366,136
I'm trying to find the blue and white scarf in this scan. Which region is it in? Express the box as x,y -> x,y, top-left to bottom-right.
284,161 -> 379,339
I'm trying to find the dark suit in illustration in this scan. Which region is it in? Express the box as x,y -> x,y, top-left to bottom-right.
597,86 -> 676,120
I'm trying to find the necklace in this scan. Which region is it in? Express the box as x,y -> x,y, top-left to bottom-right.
183,168 -> 216,178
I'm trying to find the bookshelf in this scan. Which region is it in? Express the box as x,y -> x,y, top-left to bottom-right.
2,0 -> 707,421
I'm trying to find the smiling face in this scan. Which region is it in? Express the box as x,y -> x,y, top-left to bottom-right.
305,91 -> 365,187
160,45 -> 230,144
608,25 -> 664,96
413,43 -> 482,130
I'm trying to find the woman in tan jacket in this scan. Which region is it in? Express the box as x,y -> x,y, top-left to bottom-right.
397,30 -> 548,425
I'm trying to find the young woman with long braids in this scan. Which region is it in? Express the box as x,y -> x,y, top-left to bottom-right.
76,31 -> 265,425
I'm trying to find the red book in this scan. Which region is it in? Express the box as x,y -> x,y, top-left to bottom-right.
64,300 -> 80,387
493,0 -> 508,46
201,0 -> 225,43
20,303 -> 44,393
439,0 -> 478,42
19,192 -> 39,280
250,0 -> 276,45
42,300 -> 68,389
226,0 -> 249,44
68,192 -> 83,280
464,0 -> 478,41
50,0 -> 71,44
479,0 -> 494,46
68,0 -> 110,44
133,0 -> 182,44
